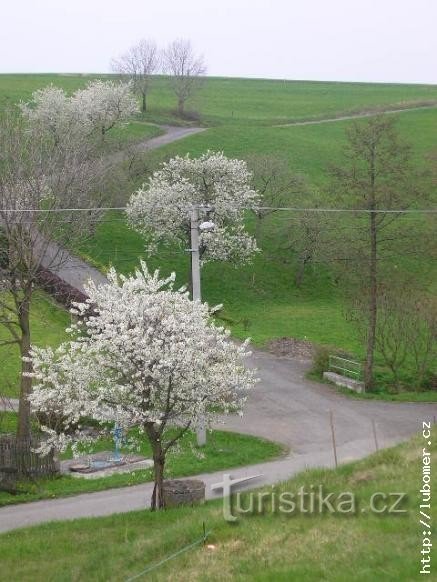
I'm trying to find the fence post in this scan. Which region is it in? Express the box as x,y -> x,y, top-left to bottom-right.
329,411 -> 338,468
371,420 -> 379,451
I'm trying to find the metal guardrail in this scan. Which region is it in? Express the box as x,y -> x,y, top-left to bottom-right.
328,355 -> 362,380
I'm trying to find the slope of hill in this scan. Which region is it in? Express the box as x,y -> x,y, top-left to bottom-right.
0,74 -> 436,395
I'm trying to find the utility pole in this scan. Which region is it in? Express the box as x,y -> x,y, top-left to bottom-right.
190,206 -> 207,446
190,206 -> 202,304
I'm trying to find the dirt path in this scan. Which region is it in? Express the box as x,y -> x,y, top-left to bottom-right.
106,125 -> 206,166
275,103 -> 437,128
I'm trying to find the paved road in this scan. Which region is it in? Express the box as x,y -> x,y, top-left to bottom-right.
135,125 -> 206,151
1,351 -> 435,533
275,103 -> 437,127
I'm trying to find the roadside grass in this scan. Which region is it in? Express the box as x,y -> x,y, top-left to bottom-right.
0,292 -> 69,398
335,387 -> 437,402
0,429 -> 433,581
0,427 -> 284,507
0,411 -> 19,433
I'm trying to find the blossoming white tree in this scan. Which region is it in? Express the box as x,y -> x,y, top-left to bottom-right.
19,85 -> 72,144
29,262 -> 256,509
126,151 -> 260,264
20,80 -> 139,142
71,80 -> 139,138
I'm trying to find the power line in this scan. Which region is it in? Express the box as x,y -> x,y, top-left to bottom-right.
1,206 -> 436,214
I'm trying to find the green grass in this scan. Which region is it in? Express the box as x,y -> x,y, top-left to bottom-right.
103,121 -> 163,149
2,73 -> 437,126
0,427 -> 283,507
0,411 -> 18,432
75,108 -> 437,354
0,429 -> 433,581
0,74 -> 435,396
0,292 -> 70,397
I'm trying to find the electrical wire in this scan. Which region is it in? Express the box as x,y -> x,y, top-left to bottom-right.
0,205 -> 436,214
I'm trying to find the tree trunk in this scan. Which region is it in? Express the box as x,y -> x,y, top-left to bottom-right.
142,92 -> 147,113
146,424 -> 166,510
364,153 -> 377,392
151,443 -> 165,510
17,286 -> 33,440
255,215 -> 263,245
178,97 -> 185,117
294,254 -> 310,288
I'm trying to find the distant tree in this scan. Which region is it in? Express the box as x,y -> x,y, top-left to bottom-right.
0,108 -> 109,439
126,151 -> 259,265
29,263 -> 255,510
329,116 -> 426,391
246,154 -> 306,244
163,39 -> 206,117
111,39 -> 160,113
279,206 -> 330,288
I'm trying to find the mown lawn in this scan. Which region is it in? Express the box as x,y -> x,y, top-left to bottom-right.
0,425 -> 283,507
0,428 -> 433,581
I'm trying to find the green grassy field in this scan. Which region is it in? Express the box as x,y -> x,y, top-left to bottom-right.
2,73 -> 437,126
0,74 -> 435,396
0,428 -> 433,581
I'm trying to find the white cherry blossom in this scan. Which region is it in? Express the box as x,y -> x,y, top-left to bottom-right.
29,262 -> 256,509
126,151 -> 260,264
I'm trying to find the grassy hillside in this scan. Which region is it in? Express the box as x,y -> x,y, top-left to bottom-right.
2,73 -> 437,126
0,429 -> 433,581
76,107 -> 437,354
0,74 -> 435,395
